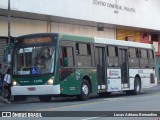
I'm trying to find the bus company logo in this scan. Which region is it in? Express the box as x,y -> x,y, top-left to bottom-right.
20,80 -> 29,84
109,70 -> 119,77
138,70 -> 143,74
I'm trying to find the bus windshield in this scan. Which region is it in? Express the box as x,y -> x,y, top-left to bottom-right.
13,45 -> 55,75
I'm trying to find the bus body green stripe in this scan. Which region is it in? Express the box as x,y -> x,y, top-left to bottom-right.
60,34 -> 94,43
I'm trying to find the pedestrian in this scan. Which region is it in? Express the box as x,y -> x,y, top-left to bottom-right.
1,63 -> 7,84
3,68 -> 11,103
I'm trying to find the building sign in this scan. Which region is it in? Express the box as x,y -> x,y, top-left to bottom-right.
93,0 -> 135,13
126,36 -> 135,42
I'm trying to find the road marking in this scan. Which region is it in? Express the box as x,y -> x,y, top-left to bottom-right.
35,101 -> 109,111
81,114 -> 107,120
81,117 -> 101,120
81,116 -> 103,120
35,93 -> 160,111
36,98 -> 126,111
103,98 -> 125,101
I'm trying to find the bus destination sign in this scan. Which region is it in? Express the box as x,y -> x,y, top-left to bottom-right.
17,37 -> 52,45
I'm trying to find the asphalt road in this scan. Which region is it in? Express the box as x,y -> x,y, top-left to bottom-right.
0,85 -> 160,120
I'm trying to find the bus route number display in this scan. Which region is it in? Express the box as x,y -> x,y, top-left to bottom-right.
19,37 -> 52,45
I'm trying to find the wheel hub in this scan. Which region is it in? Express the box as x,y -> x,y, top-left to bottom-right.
136,82 -> 140,92
82,84 -> 89,95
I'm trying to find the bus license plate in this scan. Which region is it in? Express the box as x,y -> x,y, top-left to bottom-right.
28,87 -> 36,91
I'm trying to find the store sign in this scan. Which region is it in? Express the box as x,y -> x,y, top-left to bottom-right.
126,36 -> 135,42
93,0 -> 135,13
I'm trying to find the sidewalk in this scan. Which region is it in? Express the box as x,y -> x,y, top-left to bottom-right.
0,92 -> 12,105
0,93 -> 4,106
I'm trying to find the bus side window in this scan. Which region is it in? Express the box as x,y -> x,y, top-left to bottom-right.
60,47 -> 68,67
136,49 -> 139,58
148,50 -> 155,68
107,46 -> 118,67
60,47 -> 74,67
139,49 -> 149,68
76,43 -> 92,67
128,48 -> 139,68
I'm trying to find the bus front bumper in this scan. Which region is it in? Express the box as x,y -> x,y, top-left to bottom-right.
11,84 -> 60,96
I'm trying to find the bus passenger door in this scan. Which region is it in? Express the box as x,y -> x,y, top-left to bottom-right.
119,48 -> 129,88
59,41 -> 76,94
95,47 -> 106,90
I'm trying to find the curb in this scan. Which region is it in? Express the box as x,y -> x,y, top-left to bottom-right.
0,96 -> 4,106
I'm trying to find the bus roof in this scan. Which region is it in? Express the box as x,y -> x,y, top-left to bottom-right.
60,34 -> 94,43
15,33 -> 154,50
61,34 -> 153,50
94,37 -> 153,49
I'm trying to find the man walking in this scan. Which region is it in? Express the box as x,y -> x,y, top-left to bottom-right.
3,68 -> 11,104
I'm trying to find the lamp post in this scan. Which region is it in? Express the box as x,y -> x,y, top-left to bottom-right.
8,0 -> 11,45
7,0 -> 11,64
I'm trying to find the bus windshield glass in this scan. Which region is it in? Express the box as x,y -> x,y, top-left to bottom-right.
13,46 -> 55,75
13,35 -> 57,75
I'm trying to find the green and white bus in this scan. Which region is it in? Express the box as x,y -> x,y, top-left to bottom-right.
10,33 -> 157,101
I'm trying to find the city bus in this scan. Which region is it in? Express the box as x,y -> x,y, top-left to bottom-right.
9,33 -> 157,101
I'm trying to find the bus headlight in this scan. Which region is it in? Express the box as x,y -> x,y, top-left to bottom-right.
13,80 -> 19,86
47,78 -> 54,85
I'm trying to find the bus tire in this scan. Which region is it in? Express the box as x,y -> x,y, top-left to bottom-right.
126,77 -> 141,95
98,92 -> 111,97
38,95 -> 52,102
133,77 -> 141,95
77,79 -> 90,101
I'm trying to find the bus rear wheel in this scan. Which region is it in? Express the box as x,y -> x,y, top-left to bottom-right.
126,77 -> 141,95
133,77 -> 141,95
77,79 -> 90,101
38,95 -> 52,102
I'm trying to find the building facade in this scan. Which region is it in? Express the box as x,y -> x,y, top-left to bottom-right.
0,0 -> 160,67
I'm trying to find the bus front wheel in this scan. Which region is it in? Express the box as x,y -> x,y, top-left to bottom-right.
38,95 -> 52,102
77,79 -> 90,101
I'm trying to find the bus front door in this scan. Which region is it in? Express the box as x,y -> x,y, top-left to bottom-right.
95,47 -> 106,90
119,48 -> 129,88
